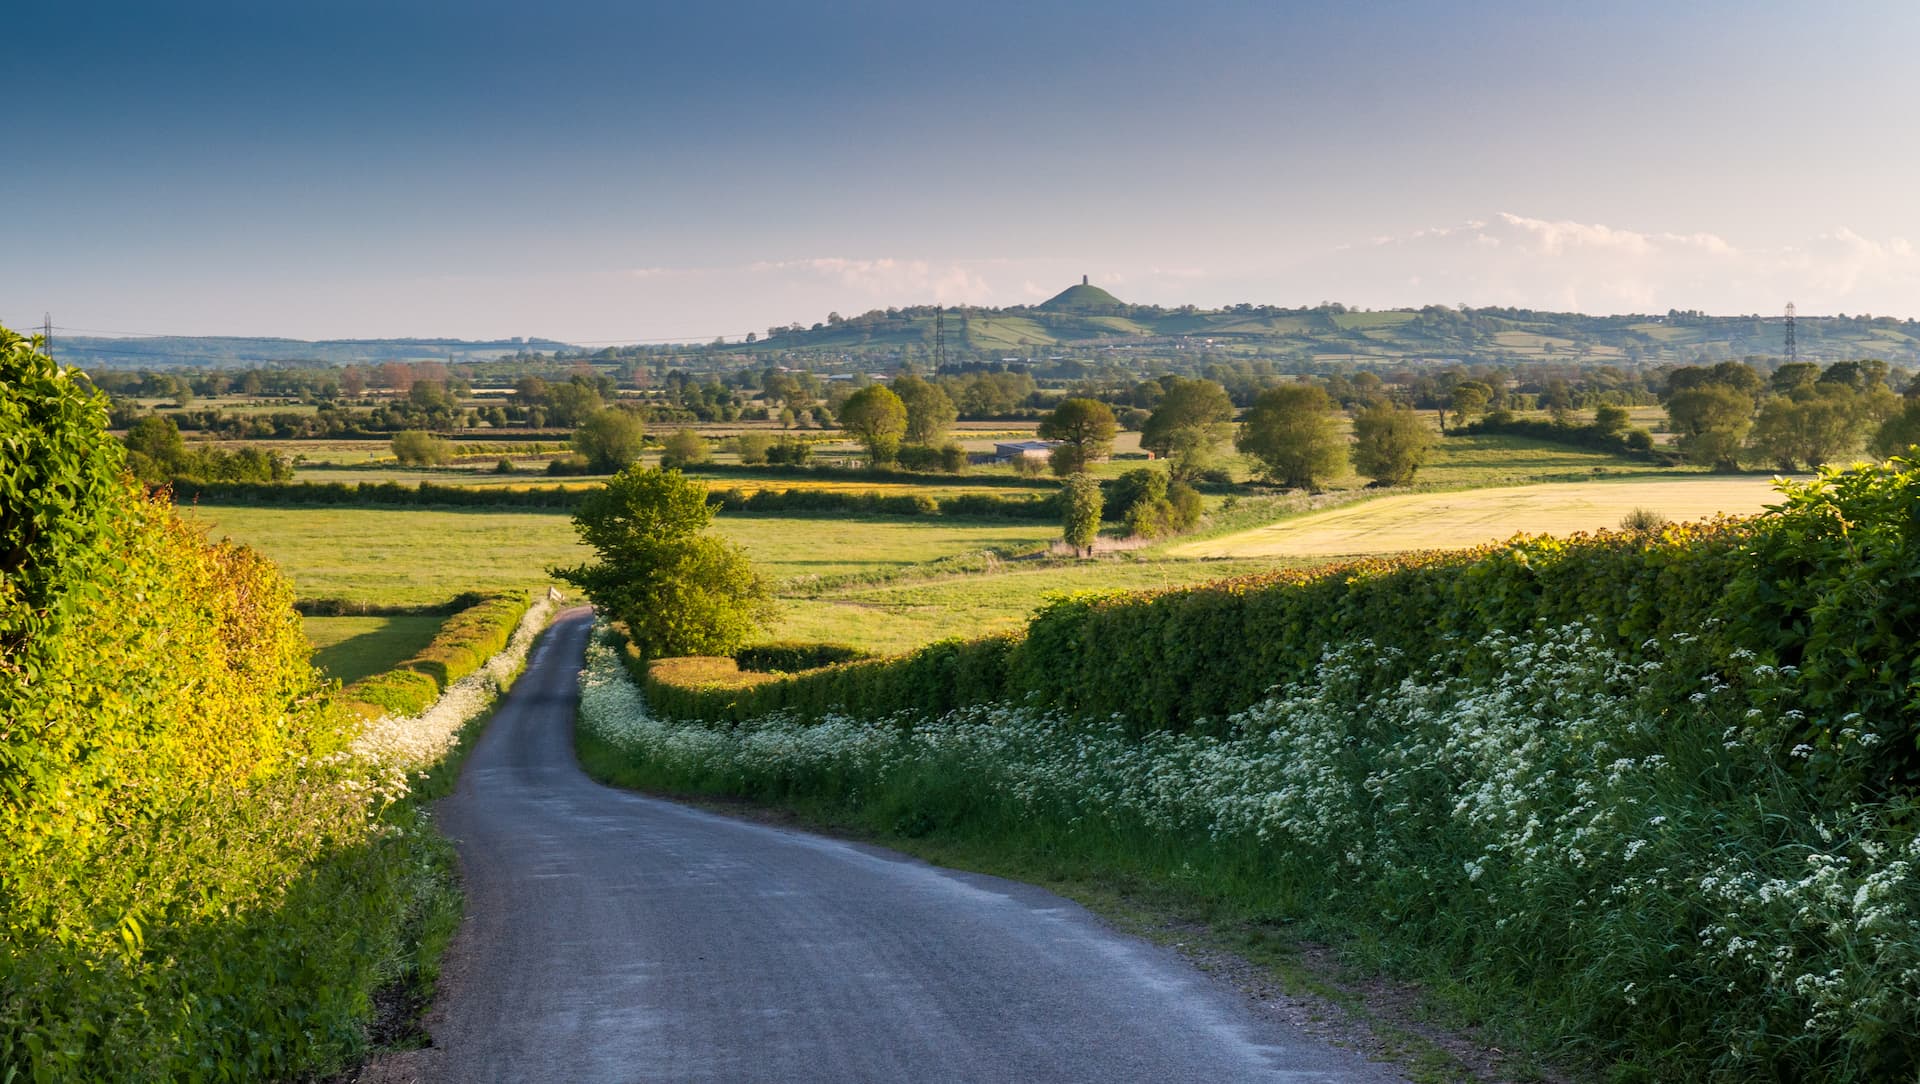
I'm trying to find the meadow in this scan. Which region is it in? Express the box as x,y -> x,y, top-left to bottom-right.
305,614 -> 444,684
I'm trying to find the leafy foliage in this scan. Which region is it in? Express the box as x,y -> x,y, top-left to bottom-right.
1060,474 -> 1103,555
553,467 -> 773,658
1350,401 -> 1433,486
1,328 -> 473,1079
571,406 -> 647,472
1038,398 -> 1118,475
391,428 -> 453,466
839,385 -> 908,465
1235,384 -> 1347,489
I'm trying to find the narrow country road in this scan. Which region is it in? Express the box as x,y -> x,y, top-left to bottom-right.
397,610 -> 1404,1083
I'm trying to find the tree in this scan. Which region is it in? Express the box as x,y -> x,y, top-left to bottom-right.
1666,384 -> 1753,471
1139,378 -> 1234,481
1060,473 -> 1103,556
734,432 -> 774,465
1448,382 -> 1491,429
893,373 -> 958,446
1351,402 -> 1433,486
123,414 -> 187,482
1871,399 -> 1920,459
1039,398 -> 1118,475
1593,403 -> 1632,435
661,428 -> 708,468
551,467 -> 772,658
1750,388 -> 1862,470
572,407 -> 647,472
839,385 -> 908,465
1770,362 -> 1821,395
1236,384 -> 1348,489
545,380 -> 605,428
391,429 -> 452,466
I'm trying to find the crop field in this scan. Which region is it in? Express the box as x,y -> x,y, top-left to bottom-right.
1171,476 -> 1791,558
779,555 -> 1297,653
303,614 -> 444,684
182,505 -> 1060,609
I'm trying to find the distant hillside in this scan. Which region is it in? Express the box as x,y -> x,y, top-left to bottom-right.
54,335 -> 578,370
742,283 -> 1920,369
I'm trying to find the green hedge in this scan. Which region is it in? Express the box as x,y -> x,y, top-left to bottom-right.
648,457 -> 1920,801
344,592 -> 533,717
650,524 -> 1751,736
176,478 -> 1063,520
2,330 -> 463,1079
734,640 -> 870,672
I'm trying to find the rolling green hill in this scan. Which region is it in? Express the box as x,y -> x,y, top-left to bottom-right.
746,285 -> 1920,369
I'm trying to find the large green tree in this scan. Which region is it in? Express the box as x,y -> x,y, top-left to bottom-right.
1139,378 -> 1234,481
1750,387 -> 1862,470
892,373 -> 958,446
552,467 -> 772,658
1039,397 -> 1118,475
1236,384 -> 1348,489
1351,402 -> 1433,486
572,407 -> 647,472
1667,384 -> 1754,471
839,385 -> 908,465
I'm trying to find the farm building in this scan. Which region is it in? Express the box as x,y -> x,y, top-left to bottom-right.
992,440 -> 1060,462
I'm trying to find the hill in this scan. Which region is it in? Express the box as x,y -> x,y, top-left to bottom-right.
54,334 -> 579,370
1036,279 -> 1126,314
739,285 -> 1920,370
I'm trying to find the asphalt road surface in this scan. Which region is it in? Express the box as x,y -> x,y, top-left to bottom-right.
407,610 -> 1404,1083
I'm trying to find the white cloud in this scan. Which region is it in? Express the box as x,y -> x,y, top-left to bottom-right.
1303,214 -> 1920,316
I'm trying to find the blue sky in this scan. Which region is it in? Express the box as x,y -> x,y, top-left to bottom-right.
7,0 -> 1919,341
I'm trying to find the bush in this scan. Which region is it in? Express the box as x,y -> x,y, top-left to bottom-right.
661,427 -> 708,469
392,429 -> 452,465
734,432 -> 774,465
734,640 -> 869,672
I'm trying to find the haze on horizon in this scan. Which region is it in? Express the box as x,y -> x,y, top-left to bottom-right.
7,0 -> 1919,344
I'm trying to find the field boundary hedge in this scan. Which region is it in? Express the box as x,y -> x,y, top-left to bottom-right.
342,593 -> 535,717
174,478 -> 1065,519
647,522 -> 1754,735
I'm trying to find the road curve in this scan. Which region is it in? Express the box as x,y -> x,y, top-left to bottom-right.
411,610 -> 1403,1083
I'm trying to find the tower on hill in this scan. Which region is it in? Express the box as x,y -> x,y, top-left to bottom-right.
1038,277 -> 1124,314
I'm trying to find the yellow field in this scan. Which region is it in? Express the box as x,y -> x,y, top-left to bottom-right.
1171,477 -> 1795,559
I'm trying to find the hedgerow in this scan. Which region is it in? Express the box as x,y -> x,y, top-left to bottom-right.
579,621 -> 1920,1081
649,521 -> 1751,734
608,455 -> 1920,1078
0,329 -> 543,1080
343,592 -> 533,717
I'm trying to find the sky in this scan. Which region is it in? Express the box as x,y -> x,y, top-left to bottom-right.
6,0 -> 1920,342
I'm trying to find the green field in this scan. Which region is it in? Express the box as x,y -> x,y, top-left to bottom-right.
303,614 -> 444,684
187,428 -> 1739,655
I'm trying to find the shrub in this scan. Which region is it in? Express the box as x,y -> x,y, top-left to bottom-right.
661,427 -> 708,468
735,640 -> 869,672
734,431 -> 774,465
1619,507 -> 1669,532
391,429 -> 452,465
